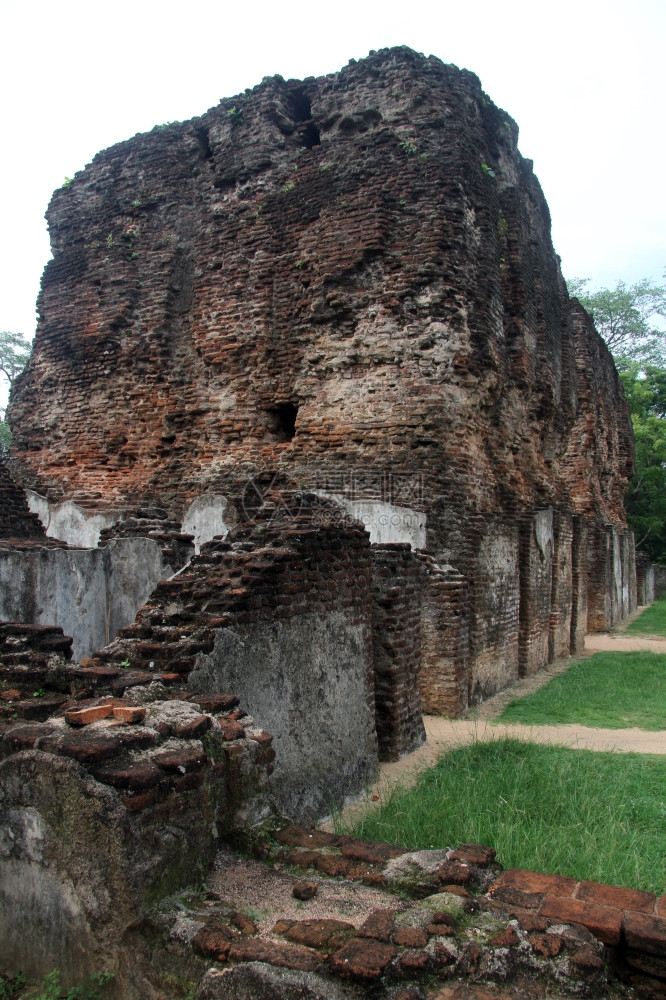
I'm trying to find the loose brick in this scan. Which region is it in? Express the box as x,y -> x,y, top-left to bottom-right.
528,931 -> 562,957
153,746 -> 206,772
189,693 -> 239,713
489,926 -> 520,948
329,938 -> 396,980
393,927 -> 427,948
191,921 -> 237,960
449,844 -> 497,866
227,938 -> 320,972
622,910 -> 666,957
284,919 -> 354,949
575,880 -> 656,914
539,896 -> 621,945
112,705 -> 146,724
94,759 -> 163,791
436,860 -> 475,886
292,881 -> 318,901
340,840 -> 403,864
490,869 -> 578,898
357,908 -> 395,942
44,730 -> 121,764
174,715 -> 211,739
218,718 -> 245,741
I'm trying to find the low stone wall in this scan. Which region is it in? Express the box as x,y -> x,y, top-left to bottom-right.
0,537 -> 173,660
0,694 -> 273,992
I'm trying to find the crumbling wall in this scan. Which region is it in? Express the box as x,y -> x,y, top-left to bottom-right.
0,537 -> 174,660
0,691 -> 273,994
5,46 -> 636,714
370,543 -> 425,759
0,457 -> 47,540
569,516 -> 588,653
469,522 -> 520,703
518,510 -> 554,677
636,554 -> 655,606
87,498 -> 378,820
587,523 -> 636,631
416,554 -> 470,717
549,511 -> 574,662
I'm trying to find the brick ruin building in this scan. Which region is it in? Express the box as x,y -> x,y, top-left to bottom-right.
0,46 -> 648,990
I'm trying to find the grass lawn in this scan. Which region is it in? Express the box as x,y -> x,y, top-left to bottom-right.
497,651 -> 666,730
349,739 -> 666,893
624,597 -> 666,637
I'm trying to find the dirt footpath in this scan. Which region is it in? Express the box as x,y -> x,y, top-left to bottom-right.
324,626 -> 666,831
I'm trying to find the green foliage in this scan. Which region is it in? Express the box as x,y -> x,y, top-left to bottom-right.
227,106 -> 242,124
281,181 -> 295,192
61,177 -> 73,189
400,139 -> 418,155
625,597 -> 666,636
480,162 -> 495,177
0,331 -> 31,452
567,275 -> 666,561
0,417 -> 11,452
567,275 -> 666,368
0,973 -> 25,999
498,650 -> 666,729
0,969 -> 113,1000
621,364 -> 666,560
350,739 -> 666,892
0,332 -> 31,386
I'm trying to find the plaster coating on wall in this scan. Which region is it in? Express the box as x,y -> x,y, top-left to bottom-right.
188,612 -> 377,820
0,538 -> 169,659
181,494 -> 236,553
316,492 -> 426,549
26,493 -> 117,548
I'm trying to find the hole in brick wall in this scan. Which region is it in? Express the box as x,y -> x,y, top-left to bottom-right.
288,89 -> 313,123
288,89 -> 320,148
266,403 -> 298,442
195,126 -> 213,161
299,122 -> 321,148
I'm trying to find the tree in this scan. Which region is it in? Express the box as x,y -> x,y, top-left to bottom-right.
0,331 -> 32,386
0,331 -> 31,451
620,365 -> 666,563
567,276 -> 666,563
567,276 -> 666,369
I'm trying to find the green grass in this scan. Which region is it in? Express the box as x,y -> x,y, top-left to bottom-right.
624,596 -> 666,637
497,651 -> 666,730
349,739 -> 666,893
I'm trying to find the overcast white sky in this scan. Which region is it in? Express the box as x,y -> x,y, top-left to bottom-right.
1,0 -> 664,348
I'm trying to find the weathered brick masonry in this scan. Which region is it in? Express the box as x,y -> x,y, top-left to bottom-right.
6,47 -> 635,717
0,45 -> 650,999
3,41 -> 641,744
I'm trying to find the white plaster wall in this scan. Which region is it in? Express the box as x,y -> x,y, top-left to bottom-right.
533,508 -> 554,560
26,492 -> 117,549
0,538 -> 169,660
315,492 -> 426,549
181,494 -> 235,554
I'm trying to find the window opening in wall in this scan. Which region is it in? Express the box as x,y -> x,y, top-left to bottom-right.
266,403 -> 298,441
300,122 -> 321,148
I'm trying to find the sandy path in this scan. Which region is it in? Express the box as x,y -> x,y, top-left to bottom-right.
323,624 -> 666,831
